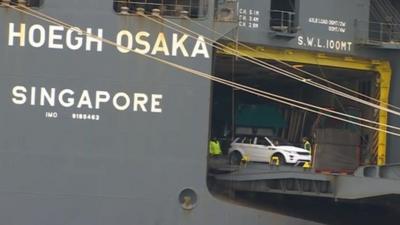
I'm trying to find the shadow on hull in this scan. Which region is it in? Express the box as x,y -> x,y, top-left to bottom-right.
239,192 -> 400,225
210,178 -> 400,225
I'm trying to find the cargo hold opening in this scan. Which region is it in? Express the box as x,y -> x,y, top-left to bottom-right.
207,54 -> 380,172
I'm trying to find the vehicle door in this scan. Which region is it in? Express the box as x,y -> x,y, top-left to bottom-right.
239,137 -> 256,160
259,137 -> 276,162
248,137 -> 268,162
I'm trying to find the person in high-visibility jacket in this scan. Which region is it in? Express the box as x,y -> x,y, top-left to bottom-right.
302,137 -> 312,152
209,138 -> 222,156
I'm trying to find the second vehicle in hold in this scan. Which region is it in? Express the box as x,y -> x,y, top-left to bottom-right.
228,136 -> 311,165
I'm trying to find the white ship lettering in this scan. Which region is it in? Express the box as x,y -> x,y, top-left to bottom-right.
8,23 -> 103,52
11,85 -> 163,113
7,23 -> 210,58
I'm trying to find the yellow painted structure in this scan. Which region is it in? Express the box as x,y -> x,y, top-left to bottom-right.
271,156 -> 280,166
219,45 -> 391,165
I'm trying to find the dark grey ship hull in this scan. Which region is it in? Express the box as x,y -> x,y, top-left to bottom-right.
0,0 -> 320,224
1,0 -> 400,224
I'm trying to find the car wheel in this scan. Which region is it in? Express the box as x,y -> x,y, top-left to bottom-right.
272,154 -> 286,166
278,154 -> 287,165
229,152 -> 242,165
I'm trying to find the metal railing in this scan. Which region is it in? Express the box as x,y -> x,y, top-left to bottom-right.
269,10 -> 297,33
355,20 -> 400,44
113,0 -> 207,18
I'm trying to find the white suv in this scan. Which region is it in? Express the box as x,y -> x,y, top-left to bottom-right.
228,136 -> 311,166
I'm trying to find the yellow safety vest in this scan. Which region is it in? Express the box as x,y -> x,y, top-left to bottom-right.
209,140 -> 222,156
304,141 -> 311,152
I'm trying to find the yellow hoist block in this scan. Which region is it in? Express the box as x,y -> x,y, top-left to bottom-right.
240,155 -> 249,166
271,156 -> 280,166
303,162 -> 311,169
